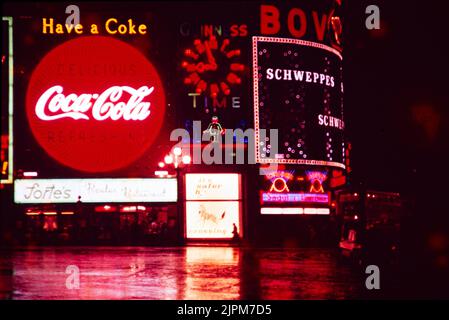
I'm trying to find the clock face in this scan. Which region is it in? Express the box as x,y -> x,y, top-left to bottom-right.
181,35 -> 245,98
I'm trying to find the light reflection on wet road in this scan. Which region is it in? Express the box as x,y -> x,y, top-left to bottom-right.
0,247 -> 365,300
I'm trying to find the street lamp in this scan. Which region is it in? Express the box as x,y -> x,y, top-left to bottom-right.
161,146 -> 191,245
182,155 -> 191,165
164,147 -> 190,169
173,146 -> 182,156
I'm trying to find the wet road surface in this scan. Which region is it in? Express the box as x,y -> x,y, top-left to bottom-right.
0,246 -> 371,300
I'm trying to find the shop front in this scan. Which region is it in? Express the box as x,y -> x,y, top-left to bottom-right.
14,178 -> 179,245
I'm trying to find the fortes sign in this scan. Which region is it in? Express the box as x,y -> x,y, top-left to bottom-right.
26,36 -> 166,173
14,178 -> 177,203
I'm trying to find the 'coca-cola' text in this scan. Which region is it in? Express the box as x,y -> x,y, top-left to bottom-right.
35,85 -> 154,121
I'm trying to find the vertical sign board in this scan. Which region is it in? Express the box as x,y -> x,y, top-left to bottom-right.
253,36 -> 345,169
1,17 -> 13,184
185,173 -> 242,239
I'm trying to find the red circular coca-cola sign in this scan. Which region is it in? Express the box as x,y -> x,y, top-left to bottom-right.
26,36 -> 165,173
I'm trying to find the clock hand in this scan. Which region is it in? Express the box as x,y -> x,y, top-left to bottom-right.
195,62 -> 205,73
204,41 -> 217,70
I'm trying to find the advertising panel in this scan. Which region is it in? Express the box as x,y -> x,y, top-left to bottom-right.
253,36 -> 344,168
185,201 -> 241,239
25,36 -> 166,173
14,178 -> 177,203
185,173 -> 240,200
1,17 -> 13,184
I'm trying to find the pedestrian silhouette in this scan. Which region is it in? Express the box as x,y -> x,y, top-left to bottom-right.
232,223 -> 240,243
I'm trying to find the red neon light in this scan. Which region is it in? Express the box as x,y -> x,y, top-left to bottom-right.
220,82 -> 230,95
95,205 -> 117,212
310,179 -> 324,193
182,37 -> 245,98
269,177 -> 290,193
220,39 -> 230,52
306,171 -> 327,193
210,83 -> 219,98
226,72 -> 241,84
265,170 -> 294,181
26,36 -> 165,173
226,49 -> 241,58
230,63 -> 245,72
196,80 -> 207,93
184,49 -> 199,60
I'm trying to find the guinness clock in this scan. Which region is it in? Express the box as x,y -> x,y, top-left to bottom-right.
181,35 -> 245,98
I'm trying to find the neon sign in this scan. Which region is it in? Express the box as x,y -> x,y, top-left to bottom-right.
261,192 -> 329,204
42,18 -> 148,35
35,85 -> 154,121
26,36 -> 165,173
265,170 -> 294,193
1,17 -> 13,184
306,171 -> 327,193
269,177 -> 290,193
253,36 -> 345,168
14,178 -> 177,203
261,207 -> 330,215
260,3 -> 343,50
182,35 -> 245,99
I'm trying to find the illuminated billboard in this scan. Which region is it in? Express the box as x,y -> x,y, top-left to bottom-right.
25,36 -> 166,173
261,192 -> 329,204
253,36 -> 345,169
260,207 -> 330,215
14,178 -> 177,203
185,173 -> 242,239
185,201 -> 242,239
185,173 -> 241,200
1,17 -> 13,184
9,2 -> 343,179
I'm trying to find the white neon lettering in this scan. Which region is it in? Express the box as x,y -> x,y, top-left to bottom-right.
275,69 -> 282,80
317,114 -> 345,130
35,85 -> 154,121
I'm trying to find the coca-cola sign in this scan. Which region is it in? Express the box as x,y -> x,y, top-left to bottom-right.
26,36 -> 165,173
35,85 -> 154,121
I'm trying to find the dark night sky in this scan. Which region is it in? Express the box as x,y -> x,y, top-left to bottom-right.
343,0 -> 449,198
343,1 -> 449,296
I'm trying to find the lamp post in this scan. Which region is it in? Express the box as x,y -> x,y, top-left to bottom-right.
161,146 -> 191,245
